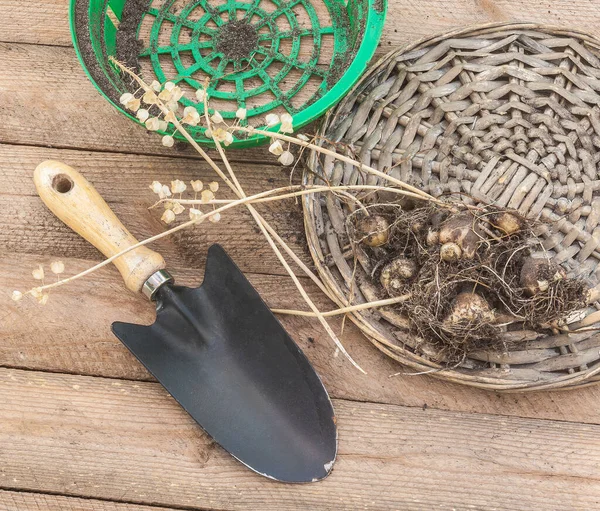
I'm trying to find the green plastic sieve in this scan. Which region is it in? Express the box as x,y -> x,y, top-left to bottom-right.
69,0 -> 386,147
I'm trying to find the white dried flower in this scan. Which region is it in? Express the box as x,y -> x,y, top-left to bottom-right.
150,80 -> 162,92
280,113 -> 293,124
158,120 -> 169,132
209,212 -> 221,223
145,117 -> 160,131
166,100 -> 179,112
195,88 -> 206,101
211,127 -> 229,143
11,290 -> 23,302
297,133 -> 309,141
136,109 -> 150,122
269,140 -> 284,155
164,111 -> 177,122
201,189 -> 215,203
223,131 -> 234,146
161,209 -> 176,224
278,150 -> 294,166
32,265 -> 45,280
142,90 -> 158,105
37,294 -> 49,305
150,181 -> 162,194
265,113 -> 280,127
204,128 -> 212,138
190,180 -> 203,192
280,113 -> 293,133
164,81 -> 176,91
30,288 -> 42,299
162,135 -> 175,147
236,107 -> 247,120
125,97 -> 141,112
209,181 -> 219,192
170,179 -> 187,194
170,86 -> 183,101
189,208 -> 204,221
119,92 -> 134,105
158,88 -> 172,101
50,261 -> 65,274
182,106 -> 200,126
172,202 -> 185,215
211,111 -> 224,124
159,184 -> 172,199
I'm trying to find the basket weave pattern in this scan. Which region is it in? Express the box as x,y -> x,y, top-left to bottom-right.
303,23 -> 600,391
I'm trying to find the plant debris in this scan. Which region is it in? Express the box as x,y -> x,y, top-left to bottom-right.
347,202 -> 589,364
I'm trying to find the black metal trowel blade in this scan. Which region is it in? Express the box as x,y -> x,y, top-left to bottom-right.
112,244 -> 337,482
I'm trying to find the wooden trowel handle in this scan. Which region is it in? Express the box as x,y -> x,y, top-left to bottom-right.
34,160 -> 166,294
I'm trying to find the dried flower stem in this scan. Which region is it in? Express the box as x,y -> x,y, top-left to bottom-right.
272,293 -> 412,317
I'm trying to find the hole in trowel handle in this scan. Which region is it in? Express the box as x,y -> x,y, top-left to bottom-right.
52,174 -> 74,193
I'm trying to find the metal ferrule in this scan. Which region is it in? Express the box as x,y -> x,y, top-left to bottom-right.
142,269 -> 174,300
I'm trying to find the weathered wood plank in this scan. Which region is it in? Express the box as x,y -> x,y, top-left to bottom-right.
0,143 -> 311,276
1,368 -> 599,511
0,490 -> 184,511
2,0 -> 600,50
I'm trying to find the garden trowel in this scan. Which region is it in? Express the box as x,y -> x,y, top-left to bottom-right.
34,160 -> 337,483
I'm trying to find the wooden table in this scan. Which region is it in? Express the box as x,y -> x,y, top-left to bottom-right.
2,1 -> 600,509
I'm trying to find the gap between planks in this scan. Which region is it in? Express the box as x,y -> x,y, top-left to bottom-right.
1,367 -> 600,511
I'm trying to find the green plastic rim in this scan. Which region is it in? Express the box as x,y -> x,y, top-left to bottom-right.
69,0 -> 386,147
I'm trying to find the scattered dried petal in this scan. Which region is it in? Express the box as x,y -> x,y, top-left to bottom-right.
209,212 -> 221,223
278,150 -> 294,166
170,179 -> 187,194
11,290 -> 23,302
161,209 -> 176,224
50,261 -> 65,274
190,180 -> 203,192
209,181 -> 219,192
269,140 -> 284,155
235,107 -> 247,120
32,265 -> 45,280
265,113 -> 280,127
189,208 -> 204,221
162,135 -> 175,147
201,189 -> 215,203
136,109 -> 150,122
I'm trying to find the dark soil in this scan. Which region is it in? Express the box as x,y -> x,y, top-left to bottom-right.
215,20 -> 259,60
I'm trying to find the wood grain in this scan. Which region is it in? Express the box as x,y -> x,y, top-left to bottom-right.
0,143 -> 311,277
1,368 -> 600,511
6,249 -> 600,426
2,0 -> 600,51
0,491 -> 184,511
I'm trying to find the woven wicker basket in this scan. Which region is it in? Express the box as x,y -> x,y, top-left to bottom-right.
303,22 -> 600,391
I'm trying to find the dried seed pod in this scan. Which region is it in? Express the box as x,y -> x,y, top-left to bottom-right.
439,213 -> 482,259
440,242 -> 462,262
445,292 -> 495,325
355,215 -> 390,247
520,257 -> 566,296
380,257 -> 417,295
491,211 -> 524,235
